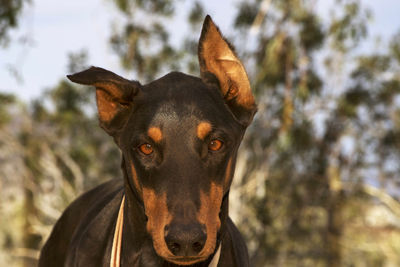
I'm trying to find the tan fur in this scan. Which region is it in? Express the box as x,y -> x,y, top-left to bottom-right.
130,161 -> 142,195
148,127 -> 163,143
197,182 -> 223,258
143,187 -> 210,265
94,81 -> 132,124
197,122 -> 212,140
199,18 -> 255,109
142,188 -> 173,258
224,158 -> 233,191
94,81 -> 126,99
96,89 -> 119,123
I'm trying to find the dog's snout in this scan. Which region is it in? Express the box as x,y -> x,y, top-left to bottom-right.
164,223 -> 207,256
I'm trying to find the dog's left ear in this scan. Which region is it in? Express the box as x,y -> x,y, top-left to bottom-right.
67,67 -> 140,138
198,15 -> 257,126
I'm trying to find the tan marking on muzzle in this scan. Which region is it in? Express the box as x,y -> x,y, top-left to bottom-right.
197,182 -> 223,257
223,158 -> 233,191
197,122 -> 212,140
142,188 -> 173,258
144,186 -> 219,265
130,161 -> 142,195
148,127 -> 163,143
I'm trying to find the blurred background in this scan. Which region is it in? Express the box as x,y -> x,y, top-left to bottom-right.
1,0 -> 400,266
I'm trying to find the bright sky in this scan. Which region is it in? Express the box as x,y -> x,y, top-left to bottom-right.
1,0 -> 400,102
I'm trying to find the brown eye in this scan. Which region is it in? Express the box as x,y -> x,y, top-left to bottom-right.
208,139 -> 223,151
139,143 -> 153,155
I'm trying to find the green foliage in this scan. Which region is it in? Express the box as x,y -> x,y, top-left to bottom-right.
234,2 -> 258,28
230,0 -> 400,266
0,0 -> 30,46
0,55 -> 120,266
110,20 -> 182,81
0,93 -> 16,126
109,0 -> 204,82
109,0 -> 181,81
113,0 -> 176,16
328,0 -> 371,52
188,1 -> 204,27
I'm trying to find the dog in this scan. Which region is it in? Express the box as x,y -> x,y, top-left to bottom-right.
39,15 -> 256,267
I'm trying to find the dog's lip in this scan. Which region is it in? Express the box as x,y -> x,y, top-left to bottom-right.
164,255 -> 208,265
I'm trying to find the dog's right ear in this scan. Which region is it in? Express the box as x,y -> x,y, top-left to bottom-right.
198,16 -> 257,127
67,67 -> 140,137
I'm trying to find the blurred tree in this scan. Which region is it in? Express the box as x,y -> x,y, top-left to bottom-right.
230,0 -> 400,266
0,0 -> 30,46
0,52 -> 120,266
109,0 -> 204,80
0,93 -> 16,126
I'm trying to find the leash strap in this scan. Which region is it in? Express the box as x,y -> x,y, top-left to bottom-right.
110,195 -> 221,267
208,243 -> 221,267
110,195 -> 125,267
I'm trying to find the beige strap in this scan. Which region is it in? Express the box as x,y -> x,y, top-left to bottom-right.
110,195 -> 221,267
208,243 -> 221,267
110,195 -> 125,267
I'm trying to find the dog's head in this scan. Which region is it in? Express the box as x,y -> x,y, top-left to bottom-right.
68,16 -> 256,265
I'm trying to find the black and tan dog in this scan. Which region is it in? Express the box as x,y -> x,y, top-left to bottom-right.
39,16 -> 256,267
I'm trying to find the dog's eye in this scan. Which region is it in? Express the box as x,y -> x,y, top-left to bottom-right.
138,143 -> 153,155
208,139 -> 223,152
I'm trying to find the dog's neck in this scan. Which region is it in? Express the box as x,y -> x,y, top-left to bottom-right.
119,157 -> 228,266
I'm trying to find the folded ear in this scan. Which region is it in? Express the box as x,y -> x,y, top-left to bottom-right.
198,15 -> 257,126
67,67 -> 140,137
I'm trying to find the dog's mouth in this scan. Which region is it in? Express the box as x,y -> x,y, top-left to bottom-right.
142,183 -> 224,265
164,255 -> 209,266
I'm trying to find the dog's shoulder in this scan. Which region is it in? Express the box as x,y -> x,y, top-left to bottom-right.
219,217 -> 250,267
39,179 -> 124,267
59,178 -> 124,233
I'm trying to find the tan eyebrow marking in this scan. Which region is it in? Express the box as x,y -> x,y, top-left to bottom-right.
197,122 -> 212,140
148,127 -> 163,143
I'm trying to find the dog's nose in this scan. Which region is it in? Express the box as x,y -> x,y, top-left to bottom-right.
164,223 -> 207,256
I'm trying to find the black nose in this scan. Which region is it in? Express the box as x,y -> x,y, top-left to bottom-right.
164,223 -> 207,256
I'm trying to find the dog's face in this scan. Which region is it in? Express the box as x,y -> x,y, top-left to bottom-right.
68,16 -> 256,265
118,72 -> 244,264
